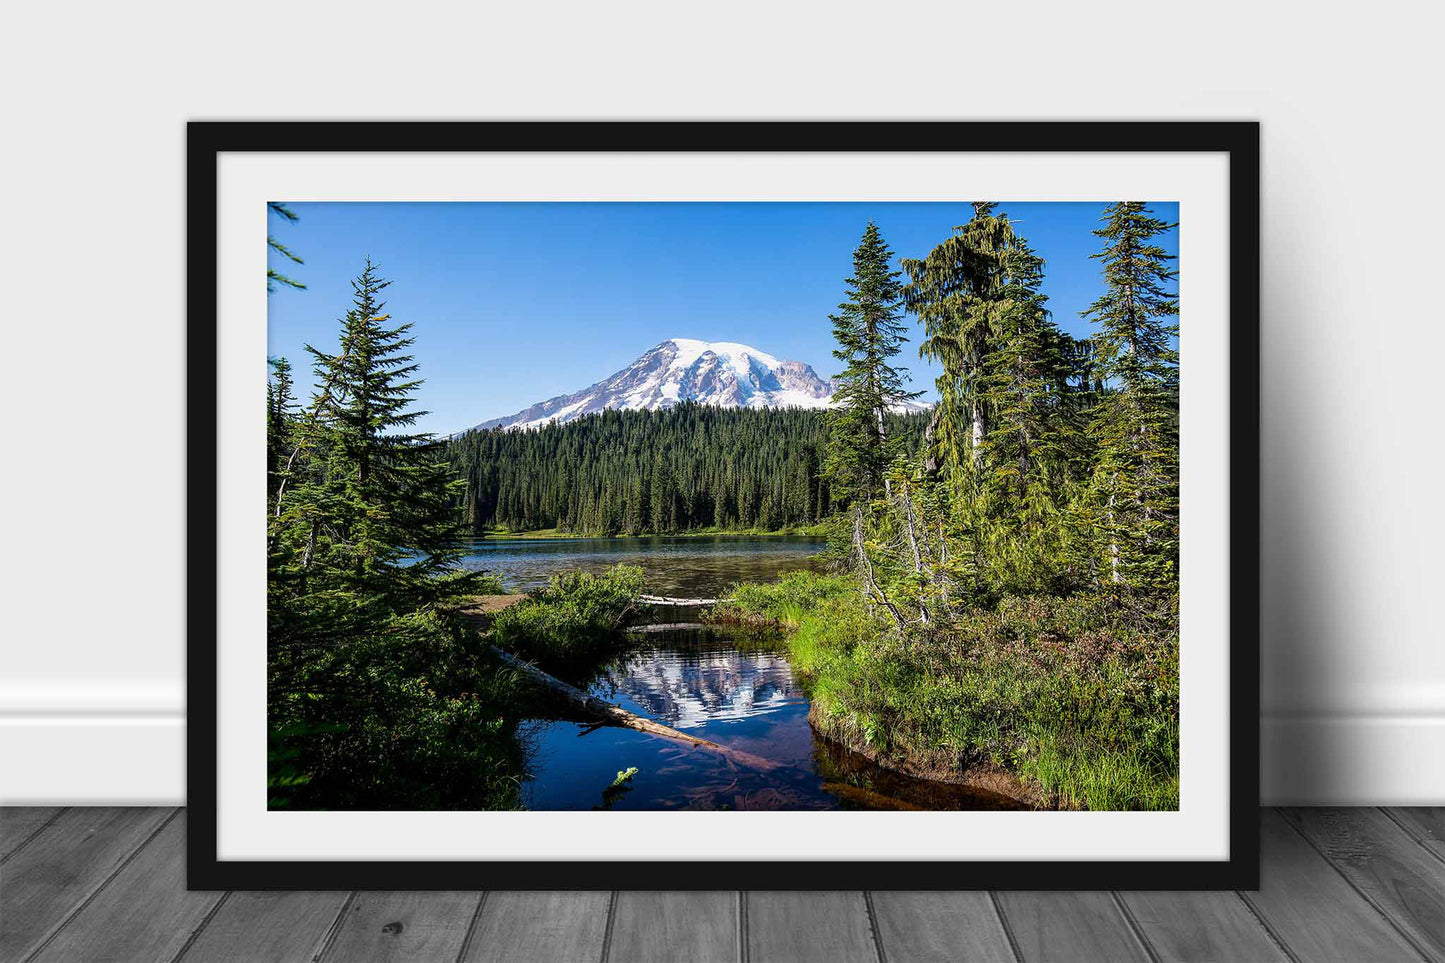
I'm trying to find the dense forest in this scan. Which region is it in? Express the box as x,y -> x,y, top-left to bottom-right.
446,404 -> 929,535
718,203 -> 1183,809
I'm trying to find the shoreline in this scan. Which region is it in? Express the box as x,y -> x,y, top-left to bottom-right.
805,703 -> 1052,810
467,527 -> 830,541
707,573 -> 1180,812
707,608 -> 1050,810
467,585 -> 1044,810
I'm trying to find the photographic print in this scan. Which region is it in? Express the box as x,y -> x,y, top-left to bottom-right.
192,123 -> 1257,887
264,200 -> 1182,815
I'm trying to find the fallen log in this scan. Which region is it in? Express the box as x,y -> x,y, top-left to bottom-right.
625,621 -> 710,634
637,594 -> 731,607
488,644 -> 782,772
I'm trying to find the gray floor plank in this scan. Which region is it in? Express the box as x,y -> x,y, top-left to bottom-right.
460,891 -> 611,963
607,891 -> 737,963
4,807 -> 1445,962
1119,891 -> 1288,963
746,891 -> 877,963
869,891 -> 1016,963
320,890 -> 481,962
1284,806 -> 1445,962
0,807 -> 64,863
177,890 -> 351,963
1388,808 -> 1445,864
0,806 -> 173,962
1243,809 -> 1425,963
29,812 -> 222,963
992,892 -> 1151,963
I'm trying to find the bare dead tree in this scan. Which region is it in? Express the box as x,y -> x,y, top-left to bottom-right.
853,506 -> 907,630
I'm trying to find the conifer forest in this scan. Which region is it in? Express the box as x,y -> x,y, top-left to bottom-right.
266,201 -> 1182,812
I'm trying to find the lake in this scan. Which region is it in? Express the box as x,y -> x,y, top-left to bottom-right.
455,534 -> 831,597
461,535 -> 1027,811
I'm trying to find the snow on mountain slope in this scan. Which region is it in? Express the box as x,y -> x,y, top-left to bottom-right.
460,339 -> 845,433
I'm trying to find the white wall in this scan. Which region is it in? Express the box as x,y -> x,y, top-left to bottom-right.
2,0 -> 1440,805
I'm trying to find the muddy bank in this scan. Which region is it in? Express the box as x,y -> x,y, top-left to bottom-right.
806,703 -> 1054,810
455,593 -> 528,632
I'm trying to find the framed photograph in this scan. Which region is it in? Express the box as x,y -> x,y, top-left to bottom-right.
189,121 -> 1259,889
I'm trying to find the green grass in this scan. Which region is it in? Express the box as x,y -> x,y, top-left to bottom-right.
717,570 -> 856,628
491,564 -> 645,667
718,571 -> 1179,811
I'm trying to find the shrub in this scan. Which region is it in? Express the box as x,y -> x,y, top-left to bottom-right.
268,608 -> 526,810
727,572 -> 1181,811
491,564 -> 645,665
716,570 -> 855,628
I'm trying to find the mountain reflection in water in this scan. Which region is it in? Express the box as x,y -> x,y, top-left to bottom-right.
519,626 -> 1030,812
594,642 -> 804,730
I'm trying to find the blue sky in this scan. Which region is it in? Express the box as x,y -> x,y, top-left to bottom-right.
267,201 -> 1179,436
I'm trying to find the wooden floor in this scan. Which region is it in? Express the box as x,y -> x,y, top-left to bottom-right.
1,808 -> 1440,962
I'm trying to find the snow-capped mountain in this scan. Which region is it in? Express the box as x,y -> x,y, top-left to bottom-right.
461,339 -> 839,433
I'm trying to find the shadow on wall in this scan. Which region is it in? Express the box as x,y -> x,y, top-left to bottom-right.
1255,196 -> 1400,804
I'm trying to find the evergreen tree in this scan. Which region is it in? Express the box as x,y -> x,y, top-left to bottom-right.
901,203 -> 1024,486
267,202 -> 306,292
649,458 -> 672,533
266,356 -> 297,500
971,239 -> 1080,593
266,261 -> 514,811
976,240 -> 1057,501
877,205 -> 1104,603
624,470 -> 650,536
1080,202 -> 1180,590
825,222 -> 920,504
330,262 -> 461,583
447,403 -> 912,536
273,259 -> 472,631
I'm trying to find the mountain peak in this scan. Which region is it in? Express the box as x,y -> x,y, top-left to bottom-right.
660,338 -> 783,371
461,339 -> 835,433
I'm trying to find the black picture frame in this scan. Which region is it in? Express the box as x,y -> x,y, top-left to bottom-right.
188,121 -> 1260,891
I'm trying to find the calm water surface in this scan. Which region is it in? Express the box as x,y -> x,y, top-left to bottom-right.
521,624 -> 1027,812
463,536 -> 1026,811
456,534 -> 828,596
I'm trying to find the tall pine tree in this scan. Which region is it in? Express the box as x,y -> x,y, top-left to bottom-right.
266,356 -> 297,501
901,203 -> 1023,488
274,259 -> 472,629
825,222 -> 919,504
971,238 -> 1082,593
266,260 -> 512,811
1080,202 -> 1180,590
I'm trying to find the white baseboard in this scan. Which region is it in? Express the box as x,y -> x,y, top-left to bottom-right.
2,699 -> 1441,805
1260,714 -> 1445,805
0,682 -> 185,805
0,716 -> 185,804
